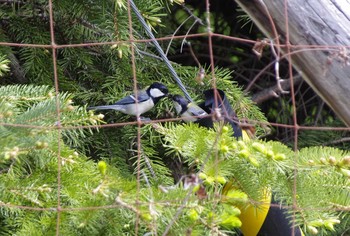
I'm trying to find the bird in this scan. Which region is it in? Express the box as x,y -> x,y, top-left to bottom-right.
88,82 -> 168,117
170,94 -> 208,122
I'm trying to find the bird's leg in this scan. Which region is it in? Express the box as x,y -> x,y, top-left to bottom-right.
138,116 -> 152,122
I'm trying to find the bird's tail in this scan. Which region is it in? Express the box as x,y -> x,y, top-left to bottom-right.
87,105 -> 116,111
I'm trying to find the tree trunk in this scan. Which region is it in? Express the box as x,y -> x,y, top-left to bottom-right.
235,0 -> 350,126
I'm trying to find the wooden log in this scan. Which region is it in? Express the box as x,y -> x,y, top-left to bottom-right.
236,0 -> 350,126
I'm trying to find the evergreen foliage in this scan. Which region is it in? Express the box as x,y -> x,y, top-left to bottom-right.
0,0 -> 349,235
157,123 -> 350,235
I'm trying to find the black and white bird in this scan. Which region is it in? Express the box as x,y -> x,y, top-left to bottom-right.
88,82 -> 168,117
170,94 -> 208,122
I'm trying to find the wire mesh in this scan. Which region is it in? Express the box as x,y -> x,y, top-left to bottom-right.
0,0 -> 350,235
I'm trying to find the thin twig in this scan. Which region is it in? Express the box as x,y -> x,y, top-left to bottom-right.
165,15 -> 192,56
251,75 -> 302,104
270,39 -> 289,95
322,137 -> 350,146
181,5 -> 205,26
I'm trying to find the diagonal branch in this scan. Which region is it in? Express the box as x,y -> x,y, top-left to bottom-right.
251,75 -> 302,104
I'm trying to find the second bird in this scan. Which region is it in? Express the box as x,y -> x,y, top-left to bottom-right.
170,94 -> 208,122
88,82 -> 168,117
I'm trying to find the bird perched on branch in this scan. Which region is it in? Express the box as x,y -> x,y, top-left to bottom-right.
88,82 -> 168,117
170,91 -> 242,138
170,94 -> 208,122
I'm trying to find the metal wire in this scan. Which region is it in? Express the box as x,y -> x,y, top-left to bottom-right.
129,0 -> 194,102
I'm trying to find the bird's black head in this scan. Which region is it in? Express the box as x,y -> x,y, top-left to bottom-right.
147,82 -> 169,103
170,94 -> 189,115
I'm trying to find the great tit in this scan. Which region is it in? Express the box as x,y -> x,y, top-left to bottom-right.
88,82 -> 168,116
170,94 -> 208,122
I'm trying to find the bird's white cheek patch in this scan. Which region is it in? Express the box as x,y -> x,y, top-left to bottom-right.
150,88 -> 166,98
174,102 -> 182,114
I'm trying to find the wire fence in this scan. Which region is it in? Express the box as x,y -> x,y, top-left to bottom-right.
1,0 -> 350,235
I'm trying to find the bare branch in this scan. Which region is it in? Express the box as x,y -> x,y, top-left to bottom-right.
252,75 -> 302,104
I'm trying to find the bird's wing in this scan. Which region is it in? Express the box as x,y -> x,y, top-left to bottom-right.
113,90 -> 149,105
187,103 -> 208,117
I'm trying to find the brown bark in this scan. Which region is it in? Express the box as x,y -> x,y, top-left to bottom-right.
236,0 -> 350,126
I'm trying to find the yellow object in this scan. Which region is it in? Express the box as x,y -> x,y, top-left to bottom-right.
242,130 -> 251,141
236,129 -> 305,235
239,131 -> 272,235
239,189 -> 272,236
